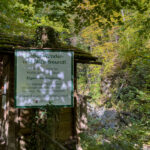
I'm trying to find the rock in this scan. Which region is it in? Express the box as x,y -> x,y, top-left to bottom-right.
100,109 -> 119,129
87,104 -> 119,129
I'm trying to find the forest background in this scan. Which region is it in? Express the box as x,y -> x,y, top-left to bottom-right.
0,0 -> 150,149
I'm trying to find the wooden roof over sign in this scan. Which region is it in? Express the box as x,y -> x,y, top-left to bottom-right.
0,29 -> 102,65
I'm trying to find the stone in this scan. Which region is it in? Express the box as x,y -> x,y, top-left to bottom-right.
87,104 -> 119,129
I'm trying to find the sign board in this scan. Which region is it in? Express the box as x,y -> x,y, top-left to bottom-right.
15,49 -> 74,108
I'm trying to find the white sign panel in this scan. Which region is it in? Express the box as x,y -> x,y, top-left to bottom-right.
15,50 -> 74,108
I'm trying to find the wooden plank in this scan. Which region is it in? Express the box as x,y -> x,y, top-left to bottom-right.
37,127 -> 68,150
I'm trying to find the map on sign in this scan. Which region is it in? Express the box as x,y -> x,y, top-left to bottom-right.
15,50 -> 74,108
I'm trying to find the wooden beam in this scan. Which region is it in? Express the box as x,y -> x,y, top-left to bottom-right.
37,127 -> 68,150
76,60 -> 102,65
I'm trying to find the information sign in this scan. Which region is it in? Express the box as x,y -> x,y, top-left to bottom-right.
15,49 -> 74,108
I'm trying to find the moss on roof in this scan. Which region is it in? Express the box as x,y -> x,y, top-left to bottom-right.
0,30 -> 102,64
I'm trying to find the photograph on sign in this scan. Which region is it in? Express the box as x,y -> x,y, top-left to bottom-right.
15,50 -> 74,108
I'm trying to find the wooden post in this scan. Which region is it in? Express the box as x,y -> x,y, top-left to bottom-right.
74,62 -> 83,150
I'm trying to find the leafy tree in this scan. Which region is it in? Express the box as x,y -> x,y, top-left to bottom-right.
1,0 -> 150,35
77,3 -> 150,149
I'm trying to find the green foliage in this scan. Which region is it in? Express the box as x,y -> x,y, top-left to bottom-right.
78,2 -> 150,150
80,115 -> 150,150
77,63 -> 101,103
1,0 -> 150,35
0,0 -> 69,37
40,102 -> 60,118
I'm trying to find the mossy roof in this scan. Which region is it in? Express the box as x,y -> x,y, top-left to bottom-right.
0,33 -> 102,64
